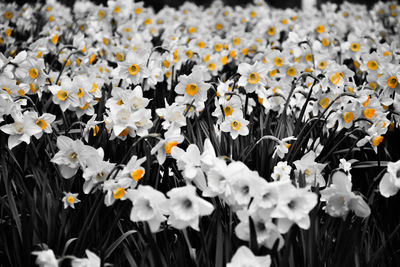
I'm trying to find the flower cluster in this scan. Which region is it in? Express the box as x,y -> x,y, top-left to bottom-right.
1,0 -> 399,266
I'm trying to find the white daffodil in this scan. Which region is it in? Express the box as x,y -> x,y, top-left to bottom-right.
224,161 -> 265,208
237,61 -> 268,93
121,85 -> 150,112
271,161 -> 292,182
235,208 -> 283,250
62,192 -> 80,209
118,52 -> 150,84
32,249 -> 58,267
156,101 -> 186,130
293,150 -> 327,187
379,160 -> 400,198
48,76 -> 80,112
171,144 -> 207,191
127,185 -> 168,232
51,136 -> 86,179
227,246 -> 271,267
273,136 -> 296,159
166,185 -> 214,231
151,126 -> 184,165
0,112 -> 42,149
174,71 -> 210,107
82,156 -> 115,194
321,171 -> 370,218
271,181 -> 318,233
220,110 -> 249,140
70,250 -> 101,267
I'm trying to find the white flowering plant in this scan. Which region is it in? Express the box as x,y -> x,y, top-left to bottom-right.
0,0 -> 400,267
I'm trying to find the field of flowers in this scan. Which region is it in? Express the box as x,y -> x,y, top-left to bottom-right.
0,0 -> 400,266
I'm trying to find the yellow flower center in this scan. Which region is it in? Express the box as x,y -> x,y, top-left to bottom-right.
68,152 -> 78,162
165,141 -> 178,154
316,25 -> 325,34
197,41 -> 205,48
305,54 -> 313,62
119,128 -> 129,136
387,76 -> 398,89
89,54 -> 96,64
367,60 -> 378,70
318,61 -> 327,70
350,43 -> 360,52
90,125 -> 99,137
214,43 -> 222,52
220,56 -> 228,65
319,98 -> 330,109
248,72 -> 260,84
114,6 -> 120,13
215,23 -> 223,30
29,68 -> 39,79
267,26 -> 275,36
330,72 -> 341,85
77,88 -> 84,98
131,169 -> 144,181
274,57 -> 283,67
188,27 -> 196,34
372,136 -> 383,147
384,51 -> 391,57
363,108 -> 375,119
98,10 -> 105,18
67,196 -> 75,204
287,67 -> 296,77
208,63 -> 216,71
4,11 -> 12,19
113,187 -> 125,199
116,53 -> 124,61
128,64 -> 140,76
2,86 -> 10,95
269,69 -> 277,77
36,119 -> 47,130
5,28 -> 12,37
185,83 -> 199,96
57,90 -> 68,101
51,34 -> 58,44
231,120 -> 241,131
322,38 -> 330,47
224,106 -> 233,116
80,102 -> 89,110
185,50 -> 193,59
343,112 -> 354,123
233,37 -> 240,45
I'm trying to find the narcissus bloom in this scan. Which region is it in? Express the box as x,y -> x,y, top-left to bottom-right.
227,246 -> 271,267
321,171 -> 370,218
62,192 -> 80,209
379,160 -> 400,198
32,249 -> 58,267
220,111 -> 249,140
271,181 -> 318,233
174,71 -> 210,106
237,61 -> 268,93
127,185 -> 168,232
293,150 -> 327,187
165,185 -> 214,230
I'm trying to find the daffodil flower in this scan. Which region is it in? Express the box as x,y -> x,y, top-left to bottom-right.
127,185 -> 168,232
